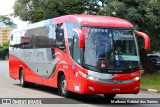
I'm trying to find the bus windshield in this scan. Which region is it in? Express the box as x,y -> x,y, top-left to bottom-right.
83,27 -> 140,73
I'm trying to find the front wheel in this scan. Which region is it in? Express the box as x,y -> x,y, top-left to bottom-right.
58,75 -> 70,97
103,94 -> 116,99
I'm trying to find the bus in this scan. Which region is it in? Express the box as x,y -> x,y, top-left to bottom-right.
9,14 -> 150,99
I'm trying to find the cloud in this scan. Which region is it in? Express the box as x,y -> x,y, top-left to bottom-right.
0,0 -> 15,16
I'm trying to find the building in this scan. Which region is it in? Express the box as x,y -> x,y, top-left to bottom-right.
0,23 -> 17,46
0,27 -> 10,46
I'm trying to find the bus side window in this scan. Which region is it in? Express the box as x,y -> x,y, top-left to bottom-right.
49,25 -> 56,42
55,23 -> 65,52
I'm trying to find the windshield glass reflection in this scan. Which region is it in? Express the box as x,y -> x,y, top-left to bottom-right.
83,27 -> 140,72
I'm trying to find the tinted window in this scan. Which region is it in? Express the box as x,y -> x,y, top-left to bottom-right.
65,22 -> 80,56
54,23 -> 66,52
10,26 -> 57,49
73,37 -> 81,64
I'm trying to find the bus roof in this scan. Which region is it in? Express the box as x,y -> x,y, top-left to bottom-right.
26,19 -> 52,29
11,19 -> 52,33
53,14 -> 133,28
12,14 -> 133,33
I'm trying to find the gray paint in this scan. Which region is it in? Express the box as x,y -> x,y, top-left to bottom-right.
10,48 -> 61,78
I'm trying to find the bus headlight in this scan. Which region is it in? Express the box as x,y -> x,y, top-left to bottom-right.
88,75 -> 99,81
132,76 -> 140,81
78,70 -> 88,78
79,70 -> 141,84
78,71 -> 98,81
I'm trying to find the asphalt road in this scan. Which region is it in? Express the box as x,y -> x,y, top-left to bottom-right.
0,61 -> 160,106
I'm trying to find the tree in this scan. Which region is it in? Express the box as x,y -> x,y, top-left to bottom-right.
13,0 -> 101,23
0,41 -> 9,60
101,0 -> 160,52
0,15 -> 14,26
13,0 -> 160,51
0,16 -> 13,60
101,0 -> 160,73
13,0 -> 160,73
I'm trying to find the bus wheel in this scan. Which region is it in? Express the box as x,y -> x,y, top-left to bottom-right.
58,75 -> 70,97
103,94 -> 116,99
20,69 -> 27,87
20,69 -> 34,87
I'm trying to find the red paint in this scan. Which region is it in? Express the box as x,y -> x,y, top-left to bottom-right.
9,14 -> 149,96
72,28 -> 85,48
81,78 -> 140,94
53,14 -> 133,28
136,31 -> 150,50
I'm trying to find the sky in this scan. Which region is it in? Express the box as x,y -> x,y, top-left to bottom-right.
0,0 -> 28,28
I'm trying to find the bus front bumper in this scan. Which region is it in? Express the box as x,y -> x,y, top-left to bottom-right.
80,77 -> 140,95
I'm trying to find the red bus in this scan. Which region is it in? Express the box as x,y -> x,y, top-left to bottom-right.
9,14 -> 150,99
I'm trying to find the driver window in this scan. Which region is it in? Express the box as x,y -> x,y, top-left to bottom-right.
73,36 -> 81,64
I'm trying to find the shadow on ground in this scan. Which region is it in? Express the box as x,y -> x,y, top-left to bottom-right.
13,83 -> 139,106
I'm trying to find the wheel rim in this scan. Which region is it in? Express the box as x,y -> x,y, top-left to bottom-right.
61,79 -> 67,94
20,72 -> 24,85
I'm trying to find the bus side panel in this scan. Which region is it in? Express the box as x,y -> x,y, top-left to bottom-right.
9,54 -> 27,80
42,65 -> 70,88
9,54 -> 19,79
42,72 -> 58,88
41,60 -> 83,93
9,53 -> 43,84
24,65 -> 43,85
66,65 -> 83,94
19,62 -> 43,85
41,47 -> 71,88
42,58 -> 70,88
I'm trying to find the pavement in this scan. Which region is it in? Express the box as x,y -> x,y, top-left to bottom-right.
141,88 -> 160,94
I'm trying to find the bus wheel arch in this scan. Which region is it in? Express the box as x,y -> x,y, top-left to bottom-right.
19,67 -> 33,87
57,71 -> 70,97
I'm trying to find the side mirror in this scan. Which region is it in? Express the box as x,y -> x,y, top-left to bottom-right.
135,31 -> 150,50
72,28 -> 85,48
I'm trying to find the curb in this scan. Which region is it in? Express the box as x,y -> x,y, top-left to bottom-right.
141,88 -> 160,93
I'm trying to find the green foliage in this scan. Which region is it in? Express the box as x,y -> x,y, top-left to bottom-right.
0,15 -> 14,25
0,42 -> 9,60
13,0 -> 160,52
102,0 -> 160,52
13,0 -> 101,23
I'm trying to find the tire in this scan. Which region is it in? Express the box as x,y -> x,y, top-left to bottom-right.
20,70 -> 34,87
58,75 -> 70,97
103,94 -> 116,99
20,70 -> 27,87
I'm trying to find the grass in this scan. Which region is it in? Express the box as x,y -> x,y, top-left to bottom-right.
141,71 -> 160,90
